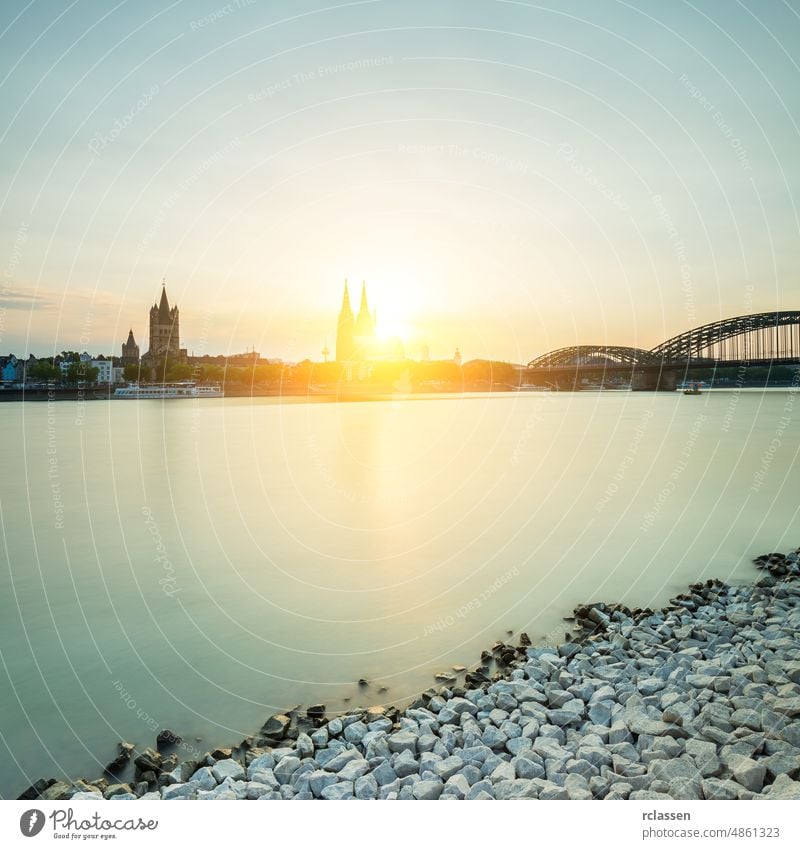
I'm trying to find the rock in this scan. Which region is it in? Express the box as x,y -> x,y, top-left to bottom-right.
156,729 -> 182,749
765,774 -> 800,799
412,779 -> 444,800
296,732 -> 314,758
393,752 -> 420,778
490,761 -> 516,783
307,704 -> 326,721
321,781 -> 354,800
308,770 -> 338,797
433,756 -> 464,781
261,714 -> 291,740
274,756 -> 302,784
702,778 -> 740,800
190,767 -> 218,791
40,781 -> 71,800
637,678 -> 665,696
388,731 -> 418,754
162,782 -> 197,800
103,783 -> 133,799
337,758 -> 369,782
354,773 -> 379,799
727,755 -> 766,793
211,759 -> 245,783
448,697 -> 479,715
624,711 -> 688,739
565,773 -> 592,800
105,742 -> 134,772
133,748 -> 162,774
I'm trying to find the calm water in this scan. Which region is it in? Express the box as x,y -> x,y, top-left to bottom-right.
1,389 -> 798,796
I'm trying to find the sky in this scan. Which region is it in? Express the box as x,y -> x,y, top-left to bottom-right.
0,0 -> 798,363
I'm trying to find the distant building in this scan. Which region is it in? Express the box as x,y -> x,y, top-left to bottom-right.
454,347 -> 462,366
336,279 -> 376,362
121,329 -> 140,365
147,283 -> 181,360
91,359 -> 114,384
1,354 -> 18,384
140,283 -> 187,377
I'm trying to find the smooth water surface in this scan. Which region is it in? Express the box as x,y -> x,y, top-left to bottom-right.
1,389 -> 798,796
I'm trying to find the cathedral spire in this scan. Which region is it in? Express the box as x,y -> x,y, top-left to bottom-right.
359,280 -> 369,314
340,278 -> 352,315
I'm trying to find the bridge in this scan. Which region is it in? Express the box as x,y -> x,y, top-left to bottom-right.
524,311 -> 800,391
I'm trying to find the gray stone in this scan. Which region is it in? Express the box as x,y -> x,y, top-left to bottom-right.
702,778 -> 740,800
161,783 -> 197,800
765,774 -> 800,799
565,773 -> 592,800
295,733 -> 314,758
412,779 -> 444,799
490,761 -> 516,783
388,731 -> 418,754
274,756 -> 302,784
372,761 -> 398,786
433,755 -> 464,781
211,759 -> 245,783
728,755 -> 766,792
321,781 -> 354,800
344,721 -> 368,744
354,773 -> 379,799
337,758 -> 369,782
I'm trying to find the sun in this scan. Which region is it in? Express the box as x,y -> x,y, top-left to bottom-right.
375,317 -> 409,342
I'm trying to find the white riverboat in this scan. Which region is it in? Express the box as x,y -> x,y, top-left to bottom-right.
113,381 -> 223,399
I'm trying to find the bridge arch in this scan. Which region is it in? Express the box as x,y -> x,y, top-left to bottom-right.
651,310 -> 800,361
527,345 -> 662,369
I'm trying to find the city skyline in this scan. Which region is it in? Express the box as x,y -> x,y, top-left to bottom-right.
1,1 -> 799,361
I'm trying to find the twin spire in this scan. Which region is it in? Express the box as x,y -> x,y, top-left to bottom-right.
336,278 -> 375,361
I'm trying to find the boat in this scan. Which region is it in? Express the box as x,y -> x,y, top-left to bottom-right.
113,381 -> 223,399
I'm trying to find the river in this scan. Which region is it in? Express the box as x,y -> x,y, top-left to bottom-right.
0,388 -> 798,796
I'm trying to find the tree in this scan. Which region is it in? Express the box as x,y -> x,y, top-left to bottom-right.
123,363 -> 141,382
165,363 -> 193,381
65,362 -> 99,385
27,359 -> 59,382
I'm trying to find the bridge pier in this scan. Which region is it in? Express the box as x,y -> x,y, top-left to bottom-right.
632,370 -> 677,391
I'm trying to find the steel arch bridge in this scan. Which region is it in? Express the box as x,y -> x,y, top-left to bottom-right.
650,310 -> 800,361
527,311 -> 800,369
527,345 -> 663,369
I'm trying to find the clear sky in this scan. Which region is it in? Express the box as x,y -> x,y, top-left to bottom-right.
1,0 -> 798,362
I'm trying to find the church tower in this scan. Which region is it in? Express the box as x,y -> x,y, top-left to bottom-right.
147,282 -> 180,360
121,329 -> 140,365
336,279 -> 355,362
355,281 -> 375,340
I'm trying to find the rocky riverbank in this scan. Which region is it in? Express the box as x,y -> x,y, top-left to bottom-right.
20,549 -> 800,801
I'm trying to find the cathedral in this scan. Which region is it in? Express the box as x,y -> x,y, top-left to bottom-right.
336,279 -> 376,361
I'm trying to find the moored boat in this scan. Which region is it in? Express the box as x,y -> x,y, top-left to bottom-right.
113,381 -> 223,399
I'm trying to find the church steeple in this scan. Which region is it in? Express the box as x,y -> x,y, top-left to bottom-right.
355,280 -> 374,338
336,278 -> 355,362
158,281 -> 171,323
340,278 -> 353,316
